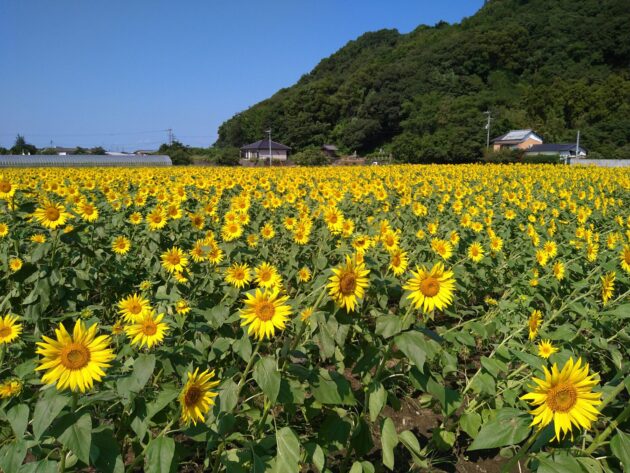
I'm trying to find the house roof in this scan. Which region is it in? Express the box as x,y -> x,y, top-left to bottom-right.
527,144 -> 587,153
241,139 -> 291,151
492,129 -> 542,143
322,144 -> 338,151
0,155 -> 172,167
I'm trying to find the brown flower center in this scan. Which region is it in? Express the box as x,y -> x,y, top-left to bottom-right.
625,251 -> 630,264
142,319 -> 157,335
547,383 -> 578,412
339,272 -> 357,295
60,343 -> 90,370
256,301 -> 275,321
0,326 -> 11,338
420,277 -> 440,297
0,181 -> 12,193
392,255 -> 401,267
184,386 -> 202,406
166,253 -> 181,265
45,207 -> 61,221
128,301 -> 142,314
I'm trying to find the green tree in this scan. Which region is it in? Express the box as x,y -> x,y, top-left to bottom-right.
292,147 -> 331,166
10,134 -> 37,155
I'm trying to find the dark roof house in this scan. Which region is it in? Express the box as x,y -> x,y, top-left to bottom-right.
525,144 -> 587,158
241,139 -> 291,160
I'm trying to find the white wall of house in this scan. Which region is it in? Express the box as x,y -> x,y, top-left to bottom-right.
244,150 -> 288,160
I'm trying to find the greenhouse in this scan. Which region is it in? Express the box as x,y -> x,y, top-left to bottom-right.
0,154 -> 172,167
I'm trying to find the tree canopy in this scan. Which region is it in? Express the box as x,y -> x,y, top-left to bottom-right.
215,0 -> 630,161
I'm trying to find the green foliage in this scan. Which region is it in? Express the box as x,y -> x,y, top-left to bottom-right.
522,154 -> 562,164
216,0 -> 630,161
10,134 -> 37,155
291,147 -> 331,166
481,148 -> 523,163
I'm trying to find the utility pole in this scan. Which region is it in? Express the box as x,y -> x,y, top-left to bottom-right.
167,128 -> 173,146
266,129 -> 272,166
483,111 -> 492,149
574,130 -> 580,164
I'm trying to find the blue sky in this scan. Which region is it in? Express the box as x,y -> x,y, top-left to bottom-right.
0,0 -> 483,150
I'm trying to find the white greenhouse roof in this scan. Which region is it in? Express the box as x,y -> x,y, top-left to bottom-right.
0,155 -> 172,167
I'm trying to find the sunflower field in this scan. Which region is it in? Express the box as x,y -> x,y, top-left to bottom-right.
0,164 -> 629,473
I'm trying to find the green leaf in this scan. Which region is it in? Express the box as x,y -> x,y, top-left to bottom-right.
17,460 -> 59,473
90,427 -> 124,473
146,386 -> 180,421
0,440 -> 28,473
145,436 -> 175,473
253,356 -> 281,404
381,417 -> 398,471
459,411 -> 482,438
33,388 -> 69,440
218,379 -> 238,412
349,462 -> 362,473
368,382 -> 387,422
394,331 -> 427,370
398,430 -> 427,468
610,430 -> 630,471
233,334 -> 252,362
433,427 -> 456,451
311,369 -> 356,406
467,408 -> 531,451
304,443 -> 325,472
6,404 -> 29,438
536,452 -> 582,473
273,427 -> 300,473
375,315 -> 402,339
56,412 -> 92,465
117,353 -> 156,397
576,457 -> 603,473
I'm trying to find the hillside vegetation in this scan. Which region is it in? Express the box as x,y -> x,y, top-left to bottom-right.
216,0 -> 630,161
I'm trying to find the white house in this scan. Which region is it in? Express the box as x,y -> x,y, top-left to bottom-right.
240,139 -> 291,161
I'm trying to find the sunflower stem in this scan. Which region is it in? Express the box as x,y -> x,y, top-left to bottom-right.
500,428 -> 542,473
0,344 -> 5,370
59,392 -> 79,472
584,377 -> 630,456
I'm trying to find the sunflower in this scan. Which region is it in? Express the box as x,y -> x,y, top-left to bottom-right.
175,299 -> 191,315
300,307 -> 315,322
431,239 -> 453,260
620,245 -> 630,273
297,266 -> 312,282
467,242 -> 484,263
146,208 -> 167,231
75,201 -> 99,222
552,261 -> 565,281
112,236 -> 131,255
254,262 -> 281,289
0,379 -> 22,398
490,236 -> 503,253
240,288 -> 292,340
221,222 -> 243,242
36,320 -> 115,392
0,314 -> 22,344
0,223 -> 9,238
327,255 -> 370,312
225,263 -> 252,289
117,293 -> 152,322
161,246 -> 189,274
601,272 -> 615,305
260,223 -> 275,240
179,368 -> 220,425
404,262 -> 456,314
33,201 -> 71,229
528,310 -> 543,340
389,249 -> 409,276
125,311 -> 169,349
30,233 -> 46,244
129,212 -> 143,225
520,357 -> 601,440
538,339 -> 558,359
9,257 -> 23,272
0,175 -> 16,200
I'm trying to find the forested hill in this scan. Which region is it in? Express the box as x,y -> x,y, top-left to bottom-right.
216,0 -> 630,161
